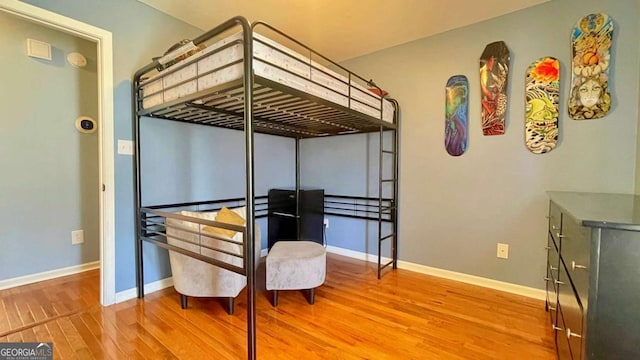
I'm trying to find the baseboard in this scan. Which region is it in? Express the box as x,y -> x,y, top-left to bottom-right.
326,246 -> 546,301
325,245 -> 391,263
0,261 -> 100,291
115,277 -> 174,303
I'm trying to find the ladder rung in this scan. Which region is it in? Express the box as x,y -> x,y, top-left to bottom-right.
382,150 -> 395,154
380,233 -> 394,241
381,179 -> 396,183
379,260 -> 394,270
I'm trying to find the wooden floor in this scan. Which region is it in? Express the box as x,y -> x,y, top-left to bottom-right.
0,254 -> 556,359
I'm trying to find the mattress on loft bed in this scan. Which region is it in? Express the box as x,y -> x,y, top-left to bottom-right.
140,32 -> 395,123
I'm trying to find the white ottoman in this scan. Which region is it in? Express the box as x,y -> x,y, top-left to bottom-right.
266,241 -> 326,306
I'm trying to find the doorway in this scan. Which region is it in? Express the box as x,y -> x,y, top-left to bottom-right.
0,0 -> 115,306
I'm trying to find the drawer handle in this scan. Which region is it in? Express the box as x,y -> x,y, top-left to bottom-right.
554,280 -> 564,286
556,232 -> 565,238
571,260 -> 587,271
567,328 -> 582,339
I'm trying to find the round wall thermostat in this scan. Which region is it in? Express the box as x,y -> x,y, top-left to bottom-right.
67,52 -> 87,68
75,116 -> 97,134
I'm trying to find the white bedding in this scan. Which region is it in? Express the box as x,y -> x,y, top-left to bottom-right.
140,32 -> 394,123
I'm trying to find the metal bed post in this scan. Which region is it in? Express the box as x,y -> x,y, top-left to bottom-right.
133,62 -> 157,298
238,17 -> 257,360
295,138 -> 301,240
134,84 -> 144,298
390,99 -> 400,270
377,122 -> 383,279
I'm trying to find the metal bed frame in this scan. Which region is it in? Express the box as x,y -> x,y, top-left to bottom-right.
132,16 -> 399,360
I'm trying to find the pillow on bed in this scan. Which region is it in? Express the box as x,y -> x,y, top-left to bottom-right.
203,206 -> 246,239
368,88 -> 388,97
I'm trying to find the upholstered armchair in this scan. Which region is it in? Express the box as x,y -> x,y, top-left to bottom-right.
165,206 -> 261,314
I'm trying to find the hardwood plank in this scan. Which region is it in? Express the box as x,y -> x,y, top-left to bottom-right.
45,320 -> 76,359
0,254 -> 555,359
2,296 -> 24,331
0,298 -> 12,334
134,303 -> 217,359
105,302 -> 176,358
58,316 -> 92,358
68,315 -> 104,359
87,305 -> 138,358
80,310 -> 128,360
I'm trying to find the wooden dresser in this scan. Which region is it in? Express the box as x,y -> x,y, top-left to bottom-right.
546,191 -> 640,359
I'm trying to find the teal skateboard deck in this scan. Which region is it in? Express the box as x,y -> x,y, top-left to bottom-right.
445,75 -> 469,156
525,57 -> 560,154
479,41 -> 510,135
568,13 -> 613,120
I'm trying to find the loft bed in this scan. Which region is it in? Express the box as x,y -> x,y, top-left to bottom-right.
133,16 -> 399,360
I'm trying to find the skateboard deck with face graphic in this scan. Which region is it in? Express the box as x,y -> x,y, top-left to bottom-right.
445,75 -> 469,156
568,13 -> 613,120
479,41 -> 510,135
525,57 -> 560,154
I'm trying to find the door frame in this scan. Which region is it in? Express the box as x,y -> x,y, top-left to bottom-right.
0,0 -> 116,306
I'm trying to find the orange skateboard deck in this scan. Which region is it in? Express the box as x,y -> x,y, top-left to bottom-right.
525,57 -> 560,154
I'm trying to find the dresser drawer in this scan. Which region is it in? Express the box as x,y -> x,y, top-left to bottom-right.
560,215 -> 591,307
547,234 -> 560,278
548,201 -> 563,238
546,235 -> 559,325
558,260 -> 584,360
555,305 -> 573,360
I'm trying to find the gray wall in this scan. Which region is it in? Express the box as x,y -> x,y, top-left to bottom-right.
330,0 -> 640,289
20,0 -> 295,292
140,119 -> 295,251
301,133 -> 393,256
0,11 -> 99,280
636,0 -> 640,194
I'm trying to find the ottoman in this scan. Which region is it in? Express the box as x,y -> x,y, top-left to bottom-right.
266,241 -> 326,306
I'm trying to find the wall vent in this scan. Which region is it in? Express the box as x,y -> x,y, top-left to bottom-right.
26,38 -> 52,60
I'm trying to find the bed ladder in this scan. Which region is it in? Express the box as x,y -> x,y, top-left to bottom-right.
377,99 -> 399,279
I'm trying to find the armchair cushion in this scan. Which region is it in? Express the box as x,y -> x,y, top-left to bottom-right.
203,206 -> 246,239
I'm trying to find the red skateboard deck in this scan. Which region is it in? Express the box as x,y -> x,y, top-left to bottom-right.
479,41 -> 510,135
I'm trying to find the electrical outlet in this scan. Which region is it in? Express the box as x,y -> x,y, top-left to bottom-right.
497,243 -> 509,259
323,218 -> 329,228
71,230 -> 84,245
117,139 -> 134,155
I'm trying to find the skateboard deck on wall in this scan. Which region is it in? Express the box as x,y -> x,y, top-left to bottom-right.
479,41 -> 510,136
568,13 -> 613,120
445,75 -> 469,156
525,57 -> 560,154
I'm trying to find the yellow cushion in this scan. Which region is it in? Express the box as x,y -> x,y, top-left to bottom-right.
203,206 -> 245,239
